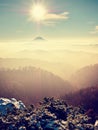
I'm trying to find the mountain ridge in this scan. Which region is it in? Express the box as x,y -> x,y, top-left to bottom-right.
0,66 -> 72,105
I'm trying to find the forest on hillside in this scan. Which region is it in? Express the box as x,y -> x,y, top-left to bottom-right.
0,67 -> 71,105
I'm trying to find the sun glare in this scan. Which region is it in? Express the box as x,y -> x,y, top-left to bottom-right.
31,4 -> 47,22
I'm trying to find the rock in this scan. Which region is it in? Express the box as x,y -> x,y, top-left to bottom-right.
0,97 -> 95,129
19,126 -> 26,130
94,120 -> 98,130
0,98 -> 26,116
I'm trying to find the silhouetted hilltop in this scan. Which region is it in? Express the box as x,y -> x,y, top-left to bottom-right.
70,64 -> 98,89
0,58 -> 74,80
0,67 -> 72,105
34,36 -> 46,41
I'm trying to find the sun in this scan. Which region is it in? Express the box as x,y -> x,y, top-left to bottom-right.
30,4 -> 47,22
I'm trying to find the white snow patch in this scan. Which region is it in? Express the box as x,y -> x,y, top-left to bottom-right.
0,98 -> 26,115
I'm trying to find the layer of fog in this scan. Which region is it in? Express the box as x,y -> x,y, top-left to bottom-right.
0,40 -> 98,80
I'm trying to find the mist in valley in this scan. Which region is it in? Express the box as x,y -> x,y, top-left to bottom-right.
1,40 -> 98,80
0,0 -> 98,129
0,40 -> 98,105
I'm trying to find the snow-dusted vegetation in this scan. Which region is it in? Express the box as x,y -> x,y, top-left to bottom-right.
0,97 -> 94,130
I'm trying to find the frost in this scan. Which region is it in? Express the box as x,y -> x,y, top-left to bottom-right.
0,98 -> 26,116
0,97 -> 94,130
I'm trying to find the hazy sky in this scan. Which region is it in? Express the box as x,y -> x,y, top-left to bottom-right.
0,0 -> 98,41
0,0 -> 98,80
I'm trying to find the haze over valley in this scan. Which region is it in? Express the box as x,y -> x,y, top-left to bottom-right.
0,1 -> 98,128
0,40 -> 98,80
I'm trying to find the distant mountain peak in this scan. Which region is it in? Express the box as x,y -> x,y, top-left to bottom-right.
34,36 -> 46,41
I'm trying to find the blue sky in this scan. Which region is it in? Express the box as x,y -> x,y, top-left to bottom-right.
0,0 -> 98,41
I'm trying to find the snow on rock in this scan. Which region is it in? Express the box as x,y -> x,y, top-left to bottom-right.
0,98 -> 26,116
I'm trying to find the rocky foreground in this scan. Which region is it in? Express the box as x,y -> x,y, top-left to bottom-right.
0,97 -> 95,130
